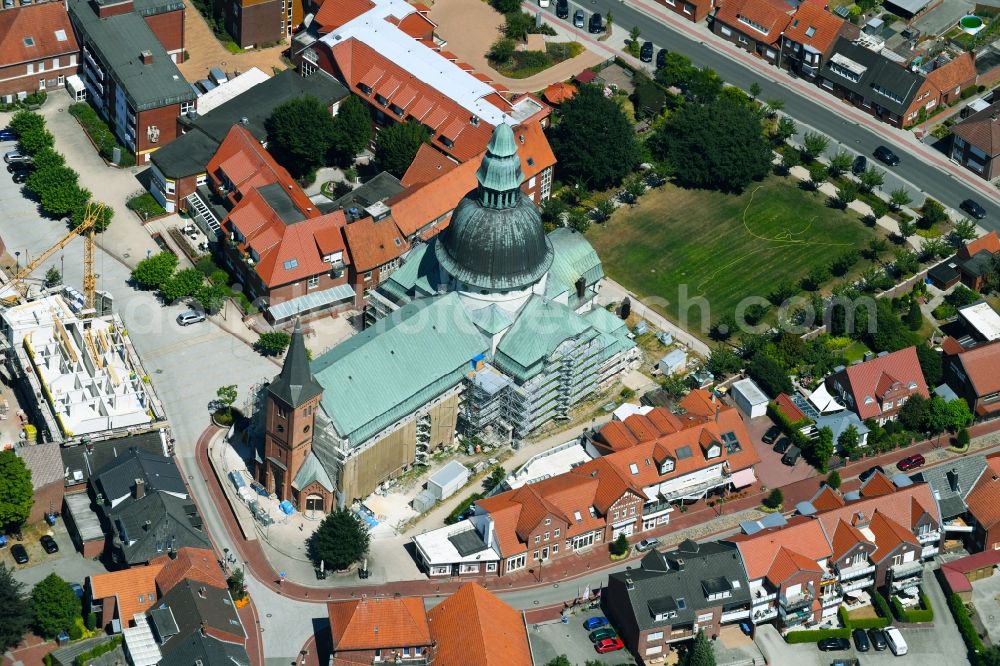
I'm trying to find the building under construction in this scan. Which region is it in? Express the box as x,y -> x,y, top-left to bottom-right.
1,293 -> 166,445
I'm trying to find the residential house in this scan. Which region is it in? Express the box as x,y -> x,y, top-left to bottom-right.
940,549 -> 1000,602
88,564 -> 164,633
654,0 -> 714,23
342,212 -> 410,304
328,596 -> 434,665
929,232 -> 1000,292
68,0 -> 195,163
950,100 -> 1000,180
0,3 -> 80,100
603,540 -> 752,662
944,340 -> 1000,418
293,0 -> 555,190
924,53 -> 977,110
426,583 -> 532,666
208,125 -> 355,321
778,2 -> 854,79
713,0 -> 794,65
825,347 -> 929,424
15,442 -> 64,524
147,578 -> 249,666
148,69 -> 348,214
962,452 -> 1000,551
911,456 -> 987,549
91,447 -> 211,565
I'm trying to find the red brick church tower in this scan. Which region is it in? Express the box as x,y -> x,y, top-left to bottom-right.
259,320 -> 324,502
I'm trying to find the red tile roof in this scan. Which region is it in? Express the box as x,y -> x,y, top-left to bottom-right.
958,231 -> 1000,261
716,0 -> 794,45
314,0 -> 374,34
949,341 -> 1000,399
952,101 -> 1000,158
342,216 -> 409,272
208,126 -> 313,209
401,144 -> 460,188
859,471 -> 897,497
926,53 -> 977,96
810,486 -> 846,511
727,520 -> 833,581
766,546 -> 823,585
838,347 -> 928,420
966,453 -> 1000,528
427,584 -> 531,666
782,3 -> 845,56
154,547 -> 226,595
89,564 -> 164,628
329,597 -> 432,651
387,156 -> 478,238
774,392 -> 808,423
543,82 -> 577,105
0,3 -> 79,67
829,518 -> 869,560
867,510 -> 919,561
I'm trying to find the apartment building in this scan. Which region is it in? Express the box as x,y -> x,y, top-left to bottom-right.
712,0 -> 793,65
778,2 -> 856,79
0,3 -> 80,101
68,0 -> 194,163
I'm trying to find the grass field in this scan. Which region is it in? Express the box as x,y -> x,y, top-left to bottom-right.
586,176 -> 880,337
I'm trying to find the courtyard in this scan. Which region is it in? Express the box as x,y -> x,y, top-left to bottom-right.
585,176 -> 883,337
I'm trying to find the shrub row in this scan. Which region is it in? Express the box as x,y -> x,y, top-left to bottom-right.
948,592 -> 985,657
445,492 -> 483,525
891,592 -> 933,623
126,192 -> 165,220
785,628 -> 850,644
68,102 -> 133,167
837,605 -> 889,630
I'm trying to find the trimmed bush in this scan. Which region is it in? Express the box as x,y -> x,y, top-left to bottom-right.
126,193 -> 166,220
948,592 -> 985,657
68,103 -> 133,166
838,605 -> 890,629
74,636 -> 122,666
872,588 -> 893,620
891,592 -> 933,623
785,628 -> 850,643
445,492 -> 483,525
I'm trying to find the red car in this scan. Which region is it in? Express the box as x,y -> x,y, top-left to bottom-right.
594,637 -> 624,654
897,454 -> 926,471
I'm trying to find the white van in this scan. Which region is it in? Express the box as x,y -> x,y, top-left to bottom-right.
884,626 -> 908,656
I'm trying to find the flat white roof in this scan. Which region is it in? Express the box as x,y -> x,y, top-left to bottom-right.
412,521 -> 501,565
732,378 -> 768,406
320,0 -> 514,127
960,302 -> 1000,341
507,441 -> 594,489
612,403 -> 653,421
196,67 -> 270,115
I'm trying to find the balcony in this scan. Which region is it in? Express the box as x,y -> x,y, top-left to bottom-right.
642,498 -> 674,517
917,530 -> 941,544
752,605 -> 778,623
779,591 -> 813,612
840,577 -> 874,593
837,562 -> 876,580
890,560 -> 923,580
921,545 -> 940,559
782,607 -> 812,626
373,659 -> 428,666
751,588 -> 777,604
720,608 -> 751,623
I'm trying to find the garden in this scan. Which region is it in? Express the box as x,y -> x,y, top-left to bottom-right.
68,103 -> 133,167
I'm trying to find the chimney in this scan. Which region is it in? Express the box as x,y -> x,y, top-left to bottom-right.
198,586 -> 207,598
134,478 -> 145,499
625,575 -> 634,590
715,404 -> 721,422
200,621 -> 207,636
140,50 -> 153,65
947,468 -> 960,493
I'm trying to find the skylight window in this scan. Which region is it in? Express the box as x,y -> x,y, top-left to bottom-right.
54,29 -> 67,41
283,259 -> 299,270
574,510 -> 582,522
23,37 -> 34,47
805,26 -> 817,37
629,463 -> 639,475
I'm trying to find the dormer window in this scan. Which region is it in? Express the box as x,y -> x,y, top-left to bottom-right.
864,396 -> 874,405
357,83 -> 372,95
660,458 -> 675,474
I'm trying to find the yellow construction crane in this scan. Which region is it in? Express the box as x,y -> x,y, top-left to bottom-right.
2,202 -> 105,308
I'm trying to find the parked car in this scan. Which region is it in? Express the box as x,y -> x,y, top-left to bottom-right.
176,310 -> 206,326
40,535 -> 58,554
11,171 -> 28,184
10,544 -> 28,564
594,637 -> 624,654
762,425 -> 781,444
773,437 -> 791,454
588,12 -> 603,33
573,9 -> 584,27
830,660 -> 860,666
7,161 -> 32,174
3,150 -> 30,164
961,198 -> 987,219
556,0 -> 568,18
782,445 -> 801,466
635,537 -> 660,552
740,622 -> 752,636
897,453 -> 926,471
852,627 -> 870,652
656,48 -> 668,69
583,616 -> 609,630
852,155 -> 867,175
860,465 -> 885,482
0,128 -> 17,142
867,627 -> 887,651
817,637 -> 850,651
874,145 -> 900,166
70,583 -> 84,598
884,626 -> 907,656
589,627 -> 617,642
640,41 -> 654,62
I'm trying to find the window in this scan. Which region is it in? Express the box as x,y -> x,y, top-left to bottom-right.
614,510 -> 620,520
630,506 -> 636,515
363,271 -> 373,282
545,518 -> 551,526
736,15 -> 769,34
544,532 -> 550,541
196,174 -> 207,186
308,275 -> 319,289
698,612 -> 713,622
528,176 -> 536,188
554,528 -> 560,537
38,79 -> 45,90
283,258 -> 299,270
402,648 -> 410,657
57,75 -> 64,86
883,400 -> 893,410
486,562 -> 497,572
535,535 -> 541,544
658,514 -> 669,525
374,649 -> 382,662
165,180 -> 176,195
552,544 -> 558,554
720,26 -> 732,36
646,646 -> 663,656
507,554 -> 526,571
181,100 -> 195,114
52,58 -> 59,69
533,550 -> 539,559
648,631 -> 664,641
805,26 -> 816,37
629,463 -> 639,475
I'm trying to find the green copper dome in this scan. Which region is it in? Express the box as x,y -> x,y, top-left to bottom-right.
436,124 -> 553,291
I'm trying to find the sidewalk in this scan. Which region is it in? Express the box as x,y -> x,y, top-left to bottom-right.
597,277 -> 712,356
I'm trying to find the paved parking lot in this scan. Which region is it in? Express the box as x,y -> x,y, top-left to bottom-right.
4,524 -> 107,590
529,616 -> 639,666
744,414 -> 818,490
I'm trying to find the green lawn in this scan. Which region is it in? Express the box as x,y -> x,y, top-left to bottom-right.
586,176 -> 880,337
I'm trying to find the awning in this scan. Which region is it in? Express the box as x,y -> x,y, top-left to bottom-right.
731,468 -> 756,489
809,383 -> 846,413
267,283 -> 355,321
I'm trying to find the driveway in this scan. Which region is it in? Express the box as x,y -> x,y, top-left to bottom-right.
970,563 -> 1000,645
7,525 -> 107,590
529,617 -> 638,666
744,414 -> 818,491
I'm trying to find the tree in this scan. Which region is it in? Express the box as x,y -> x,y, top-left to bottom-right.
868,199 -> 889,225
655,51 -> 695,88
306,508 -> 370,570
898,393 -> 929,432
894,249 -> 919,277
26,165 -> 91,217
10,111 -> 53,155
265,96 -> 339,179
373,120 -> 430,178
629,25 -> 641,42
838,425 -> 861,459
956,427 -> 970,449
859,166 -> 885,193
610,532 -> 630,556
834,181 -> 859,209
918,198 -> 948,229
605,10 -> 613,30
681,630 -> 716,666
592,197 -> 615,222
543,657 -> 573,666
131,252 -> 178,290
867,300 -> 917,353
0,450 -> 33,527
329,95 -> 372,164
31,574 -> 79,639
686,68 -> 724,103
648,95 -> 771,192
255,331 -> 291,356
827,150 -> 853,178
44,267 -> 62,288
484,466 -> 506,490
0,565 -> 30,649
540,196 -> 567,227
952,218 -> 978,245
764,98 -> 785,115
946,398 -> 973,431
504,11 -> 533,40
748,354 -> 792,396
31,148 -> 65,172
897,217 -> 915,241
488,37 -> 515,64
159,267 -> 203,302
749,82 -> 762,99
771,117 -> 796,145
802,131 -> 829,161
906,298 -> 923,331
567,209 -> 590,233
549,86 -> 640,189
919,236 -> 949,262
889,187 -> 912,210
490,0 -> 519,11
763,488 -> 783,509
70,201 -> 113,232
632,75 -> 667,119
812,426 -> 835,472
916,344 -> 942,387
706,346 -> 742,377
831,250 -> 858,277
215,385 -> 238,421
227,568 -> 247,601
826,470 -> 842,490
924,396 -> 952,436
807,162 -> 827,189
194,283 -> 228,314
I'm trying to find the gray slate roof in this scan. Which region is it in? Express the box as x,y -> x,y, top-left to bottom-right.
158,631 -> 249,666
61,431 -> 165,485
911,455 -> 987,520
155,579 -> 246,652
605,539 -> 751,631
16,442 -> 64,488
68,0 -> 195,111
821,38 -> 924,116
322,171 -> 405,214
104,492 -> 210,564
93,447 -> 186,502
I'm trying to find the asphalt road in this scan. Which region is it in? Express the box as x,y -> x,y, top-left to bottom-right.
540,0 -> 1000,223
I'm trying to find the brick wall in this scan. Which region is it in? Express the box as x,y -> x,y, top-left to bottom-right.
144,9 -> 186,61
136,103 -> 184,163
0,56 -> 79,98
231,0 -> 283,47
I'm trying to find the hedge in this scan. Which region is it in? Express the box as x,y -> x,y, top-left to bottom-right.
126,192 -> 166,220
891,592 -> 933,623
445,492 -> 483,525
838,605 -> 889,630
948,592 -> 985,657
75,636 -> 123,666
872,588 -> 893,620
785,628 -> 851,643
68,102 -> 134,166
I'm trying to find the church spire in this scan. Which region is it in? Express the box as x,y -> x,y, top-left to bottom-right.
267,319 -> 323,408
475,124 -> 523,209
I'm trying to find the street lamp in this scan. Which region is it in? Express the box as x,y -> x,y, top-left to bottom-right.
14,251 -> 20,273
